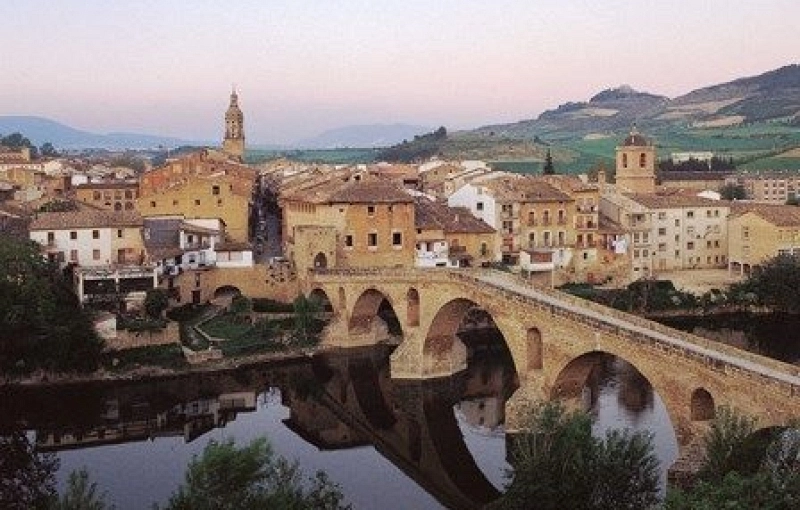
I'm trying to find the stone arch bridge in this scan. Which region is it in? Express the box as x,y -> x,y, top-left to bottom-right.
303,267 -> 800,461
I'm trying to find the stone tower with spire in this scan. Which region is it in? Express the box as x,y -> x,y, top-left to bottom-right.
615,126 -> 656,193
223,87 -> 245,160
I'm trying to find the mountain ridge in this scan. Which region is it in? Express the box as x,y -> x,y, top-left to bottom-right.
466,64 -> 800,140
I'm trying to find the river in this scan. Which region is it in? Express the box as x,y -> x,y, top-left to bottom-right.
1,341 -> 678,509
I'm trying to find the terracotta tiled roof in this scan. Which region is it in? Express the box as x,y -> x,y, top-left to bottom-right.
30,210 -> 143,230
730,202 -> 800,226
414,198 -> 495,234
481,175 -> 573,203
327,179 -> 413,204
625,193 -> 724,209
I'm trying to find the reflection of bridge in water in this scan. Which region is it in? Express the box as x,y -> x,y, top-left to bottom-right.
305,267 -> 800,474
2,345 -> 519,509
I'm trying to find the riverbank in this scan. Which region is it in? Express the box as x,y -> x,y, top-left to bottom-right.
1,344 -> 333,388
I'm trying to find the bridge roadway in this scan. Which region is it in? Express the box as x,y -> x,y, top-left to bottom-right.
305,267 -> 800,467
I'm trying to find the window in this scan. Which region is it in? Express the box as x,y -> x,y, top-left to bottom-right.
345,235 -> 353,248
117,229 -> 123,238
124,190 -> 133,199
742,226 -> 750,239
658,227 -> 666,236
173,199 -> 179,206
480,243 -> 488,256
93,191 -> 101,200
150,201 -> 156,208
658,243 -> 666,252
367,205 -> 375,216
658,212 -> 667,220
707,240 -> 712,249
502,220 -> 513,234
367,233 -> 377,247
92,249 -> 101,260
687,210 -> 695,218
194,199 -> 200,206
675,219 -> 680,227
392,232 -> 402,246
212,185 -> 220,195
622,153 -> 628,168
70,250 -> 78,262
70,231 -> 77,240
639,153 -> 646,168
476,202 -> 484,211
92,230 -> 99,239
687,241 -> 695,250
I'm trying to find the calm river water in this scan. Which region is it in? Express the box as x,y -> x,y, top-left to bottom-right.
1,342 -> 678,509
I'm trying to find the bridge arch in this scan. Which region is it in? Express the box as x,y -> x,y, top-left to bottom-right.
422,298 -> 522,379
308,287 -> 334,313
549,350 -> 680,463
690,388 -> 715,422
348,288 -> 403,341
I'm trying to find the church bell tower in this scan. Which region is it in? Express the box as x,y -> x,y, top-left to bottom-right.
223,87 -> 245,160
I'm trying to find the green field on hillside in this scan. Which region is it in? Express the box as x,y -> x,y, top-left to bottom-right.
246,148 -> 379,165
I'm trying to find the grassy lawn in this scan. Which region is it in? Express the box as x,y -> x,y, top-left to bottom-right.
199,313 -> 253,340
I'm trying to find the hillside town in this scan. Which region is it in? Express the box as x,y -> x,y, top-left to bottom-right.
1,90 -> 798,320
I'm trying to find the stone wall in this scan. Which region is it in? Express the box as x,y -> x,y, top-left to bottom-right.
104,321 -> 180,351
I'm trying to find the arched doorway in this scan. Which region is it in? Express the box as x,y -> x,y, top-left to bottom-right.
313,252 -> 327,269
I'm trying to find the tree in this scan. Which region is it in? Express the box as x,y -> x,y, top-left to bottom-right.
666,409 -> 800,509
40,142 -> 59,158
144,289 -> 170,319
731,253 -> 800,313
158,437 -> 349,510
55,468 -> 113,510
490,401 -> 660,510
291,295 -> 323,345
0,432 -> 59,510
719,183 -> 747,201
542,149 -> 555,175
0,234 -> 104,374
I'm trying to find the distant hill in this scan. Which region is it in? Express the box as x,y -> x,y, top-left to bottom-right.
467,64 -> 800,141
0,116 -> 199,150
295,123 -> 432,149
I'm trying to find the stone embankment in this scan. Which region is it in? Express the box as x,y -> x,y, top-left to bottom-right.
1,345 -> 331,388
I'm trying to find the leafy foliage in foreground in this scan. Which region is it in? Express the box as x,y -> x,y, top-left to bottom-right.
666,408 -> 800,509
0,235 -> 104,374
490,401 -> 660,510
158,437 -> 350,510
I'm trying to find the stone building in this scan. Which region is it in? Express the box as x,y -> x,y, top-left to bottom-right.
75,181 -> 139,211
222,88 -> 245,161
615,127 -> 656,194
414,196 -> 495,267
282,177 -> 416,271
728,203 -> 800,274
626,194 -> 729,273
138,150 -> 256,243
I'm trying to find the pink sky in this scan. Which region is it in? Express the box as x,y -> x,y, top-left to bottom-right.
2,0 -> 798,144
